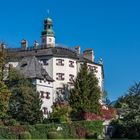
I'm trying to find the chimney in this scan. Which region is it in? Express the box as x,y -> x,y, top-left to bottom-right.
0,43 -> 6,52
34,40 -> 39,49
75,46 -> 80,55
83,48 -> 94,62
21,39 -> 28,50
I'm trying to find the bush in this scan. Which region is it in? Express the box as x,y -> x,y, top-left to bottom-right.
0,126 -> 17,139
86,132 -> 97,139
19,131 -> 32,139
47,131 -> 62,139
0,121 -> 103,139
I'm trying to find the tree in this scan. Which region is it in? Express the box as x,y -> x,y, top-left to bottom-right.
0,50 -> 5,81
0,81 -> 11,119
0,48 -> 11,119
8,68 -> 43,124
49,101 -> 72,123
113,82 -> 140,138
69,62 -> 101,115
102,90 -> 111,106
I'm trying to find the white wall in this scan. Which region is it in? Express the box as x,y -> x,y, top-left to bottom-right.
52,57 -> 77,100
36,79 -> 54,118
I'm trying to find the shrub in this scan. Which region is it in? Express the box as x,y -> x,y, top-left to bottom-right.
86,132 -> 97,139
19,131 -> 32,139
0,126 -> 17,139
76,127 -> 86,138
0,121 -> 103,139
47,131 -> 62,139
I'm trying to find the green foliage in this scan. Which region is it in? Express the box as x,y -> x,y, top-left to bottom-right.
19,131 -> 32,139
0,121 -> 103,139
3,117 -> 17,126
8,68 -> 43,124
114,82 -> 140,138
47,131 -> 63,139
69,62 -> 101,114
49,101 -> 72,123
0,51 -> 5,81
58,120 -> 103,139
0,81 -> 11,119
0,126 -> 17,139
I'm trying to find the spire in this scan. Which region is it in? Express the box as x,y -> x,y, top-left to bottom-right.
41,13 -> 55,48
42,13 -> 55,37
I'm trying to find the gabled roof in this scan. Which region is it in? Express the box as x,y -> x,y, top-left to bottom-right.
16,56 -> 54,81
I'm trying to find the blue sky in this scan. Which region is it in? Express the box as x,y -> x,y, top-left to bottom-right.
0,0 -> 140,101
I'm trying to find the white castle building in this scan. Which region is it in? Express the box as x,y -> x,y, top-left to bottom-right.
2,17 -> 104,118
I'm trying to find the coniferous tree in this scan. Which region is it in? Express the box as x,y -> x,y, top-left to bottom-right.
8,68 -> 43,124
69,62 -> 101,114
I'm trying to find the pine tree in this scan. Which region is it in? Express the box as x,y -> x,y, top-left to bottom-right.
8,68 -> 43,124
69,62 -> 101,114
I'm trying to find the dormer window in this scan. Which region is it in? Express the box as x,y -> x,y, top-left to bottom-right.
21,61 -> 27,68
42,60 -> 48,65
56,59 -> 64,66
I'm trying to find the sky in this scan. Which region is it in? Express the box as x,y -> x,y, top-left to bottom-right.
0,0 -> 140,101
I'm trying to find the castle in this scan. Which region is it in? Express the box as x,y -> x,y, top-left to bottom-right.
0,17 -> 104,118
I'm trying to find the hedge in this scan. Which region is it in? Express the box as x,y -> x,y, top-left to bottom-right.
0,120 -> 103,139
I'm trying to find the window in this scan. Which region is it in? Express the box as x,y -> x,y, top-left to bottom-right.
41,59 -> 48,65
48,25 -> 51,29
56,73 -> 65,80
21,62 -> 27,68
9,64 -> 13,68
88,65 -> 98,73
69,74 -> 74,82
93,66 -> 98,73
88,65 -> 94,72
56,59 -> 64,66
44,79 -> 46,83
46,92 -> 50,99
40,91 -> 44,98
56,88 -> 64,95
43,107 -> 48,115
69,60 -> 74,67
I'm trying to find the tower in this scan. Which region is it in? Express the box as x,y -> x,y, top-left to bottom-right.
41,17 -> 55,48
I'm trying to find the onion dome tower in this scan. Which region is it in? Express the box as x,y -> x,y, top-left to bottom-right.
41,16 -> 55,48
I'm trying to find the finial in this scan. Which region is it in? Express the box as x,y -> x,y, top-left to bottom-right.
98,58 -> 103,65
47,9 -> 50,17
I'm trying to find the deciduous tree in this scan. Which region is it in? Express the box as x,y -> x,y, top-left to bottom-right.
8,68 -> 43,124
